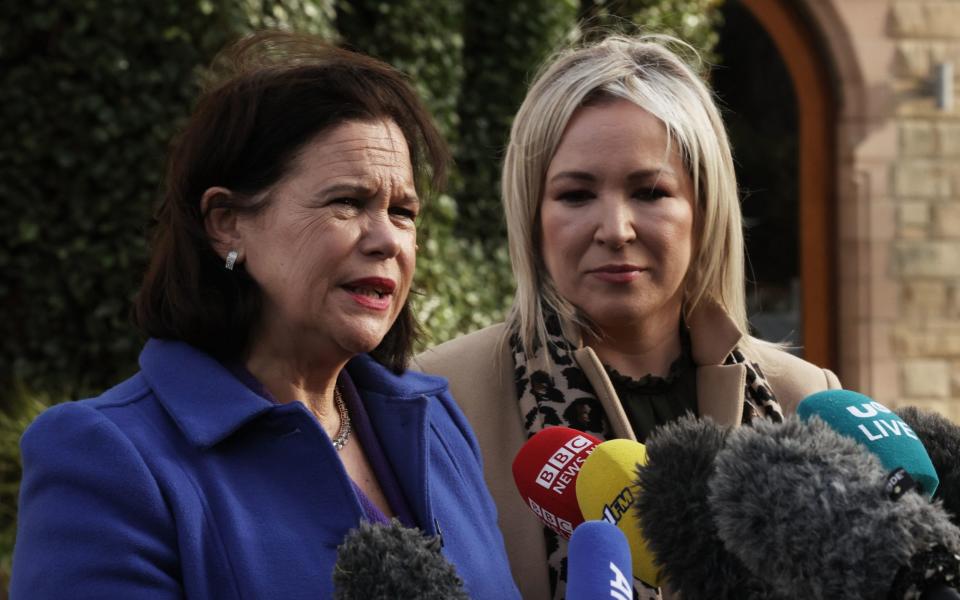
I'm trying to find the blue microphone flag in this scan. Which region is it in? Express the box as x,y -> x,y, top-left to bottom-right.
567,520 -> 633,600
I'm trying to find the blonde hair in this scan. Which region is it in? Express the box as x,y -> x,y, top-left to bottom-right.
503,34 -> 747,355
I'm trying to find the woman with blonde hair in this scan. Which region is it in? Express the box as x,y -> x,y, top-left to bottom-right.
416,34 -> 841,599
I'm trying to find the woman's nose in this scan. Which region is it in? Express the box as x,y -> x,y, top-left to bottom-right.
593,198 -> 637,248
359,211 -> 402,258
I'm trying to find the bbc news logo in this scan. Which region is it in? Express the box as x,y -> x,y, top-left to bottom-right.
535,434 -> 595,493
527,497 -> 574,536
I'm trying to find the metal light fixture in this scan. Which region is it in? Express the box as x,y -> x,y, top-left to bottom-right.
936,62 -> 954,111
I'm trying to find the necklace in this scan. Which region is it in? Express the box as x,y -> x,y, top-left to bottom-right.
331,385 -> 352,451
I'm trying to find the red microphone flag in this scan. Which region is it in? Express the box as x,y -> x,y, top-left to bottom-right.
512,427 -> 601,539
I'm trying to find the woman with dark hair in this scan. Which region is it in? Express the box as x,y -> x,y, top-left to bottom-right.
11,32 -> 519,599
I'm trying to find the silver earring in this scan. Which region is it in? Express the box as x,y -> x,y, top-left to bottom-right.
225,250 -> 238,271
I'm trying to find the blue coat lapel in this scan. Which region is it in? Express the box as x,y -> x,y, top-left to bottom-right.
345,355 -> 450,536
139,339 -> 275,448
362,391 -> 433,533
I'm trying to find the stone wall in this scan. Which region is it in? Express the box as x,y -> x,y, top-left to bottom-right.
889,0 -> 960,419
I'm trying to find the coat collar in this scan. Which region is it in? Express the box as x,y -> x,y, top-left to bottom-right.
347,354 -> 448,536
684,300 -> 748,426
685,297 -> 743,367
345,353 -> 448,399
140,338 -> 447,449
140,339 -> 273,449
558,297 -> 742,368
570,298 -> 747,430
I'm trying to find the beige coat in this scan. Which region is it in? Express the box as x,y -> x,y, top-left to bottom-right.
413,300 -> 841,599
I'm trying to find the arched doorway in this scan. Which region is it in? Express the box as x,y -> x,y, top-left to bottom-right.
719,0 -> 838,371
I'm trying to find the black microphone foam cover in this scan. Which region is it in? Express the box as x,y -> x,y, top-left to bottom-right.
333,519 -> 469,600
896,406 -> 960,524
634,415 -> 780,599
710,416 -> 960,600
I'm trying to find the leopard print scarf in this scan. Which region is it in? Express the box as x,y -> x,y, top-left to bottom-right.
510,310 -> 784,600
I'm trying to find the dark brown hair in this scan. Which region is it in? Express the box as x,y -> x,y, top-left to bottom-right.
134,32 -> 449,372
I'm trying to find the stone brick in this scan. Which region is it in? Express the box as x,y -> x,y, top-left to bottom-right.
892,324 -> 960,356
899,201 -> 930,228
902,359 -> 950,397
940,123 -> 960,156
951,361 -> 960,396
900,121 -> 936,156
866,358 -> 902,407
893,163 -> 952,198
892,2 -> 960,38
902,279 -> 947,315
927,3 -> 960,38
948,285 -> 960,318
933,203 -> 960,238
894,41 -> 957,82
903,398 -> 958,422
908,41 -> 960,76
891,2 -> 927,37
948,43 -> 960,73
894,41 -> 931,79
901,226 -> 929,241
897,96 -> 955,118
894,241 -> 960,276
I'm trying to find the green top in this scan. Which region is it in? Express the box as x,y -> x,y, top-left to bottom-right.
604,331 -> 698,443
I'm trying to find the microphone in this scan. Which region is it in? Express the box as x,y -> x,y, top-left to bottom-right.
709,416 -> 960,600
575,438 -> 661,587
511,426 -> 601,538
332,519 -> 468,600
896,406 -> 960,525
797,390 -> 940,498
566,520 -> 633,600
634,415 -> 777,599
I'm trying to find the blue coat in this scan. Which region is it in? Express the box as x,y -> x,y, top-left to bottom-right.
11,339 -> 520,599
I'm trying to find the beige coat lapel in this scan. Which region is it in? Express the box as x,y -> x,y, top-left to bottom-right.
573,347 -> 638,441
572,298 -> 747,435
687,299 -> 746,427
696,364 -> 746,426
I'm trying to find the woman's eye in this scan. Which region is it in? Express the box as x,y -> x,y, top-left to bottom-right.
332,197 -> 362,208
634,187 -> 669,201
390,207 -> 418,220
556,189 -> 594,203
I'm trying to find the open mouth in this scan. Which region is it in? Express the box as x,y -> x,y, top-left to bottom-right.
341,277 -> 397,309
342,285 -> 391,299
